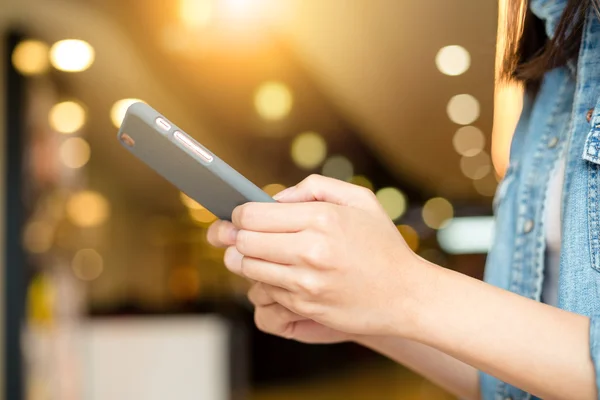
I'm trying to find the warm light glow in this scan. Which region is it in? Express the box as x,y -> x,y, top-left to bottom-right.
422,198 -> 454,230
189,208 -> 217,225
263,183 -> 286,197
254,81 -> 293,121
72,249 -> 104,281
460,151 -> 492,180
168,266 -> 201,300
291,131 -> 327,170
180,192 -> 204,210
49,101 -> 86,134
49,39 -> 95,72
23,221 -> 54,254
447,94 -> 480,125
110,98 -> 144,128
12,40 -> 49,76
350,175 -> 374,191
179,0 -> 213,29
453,126 -> 486,157
66,191 -> 110,228
473,174 -> 498,197
397,225 -> 420,252
376,187 -> 407,221
322,155 -> 354,182
59,137 -> 91,169
435,45 -> 471,76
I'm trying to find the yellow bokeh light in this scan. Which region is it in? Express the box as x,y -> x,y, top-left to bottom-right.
254,81 -> 293,121
263,183 -> 286,197
291,131 -> 327,170
180,192 -> 204,210
422,197 -> 454,230
50,39 -> 95,72
66,191 -> 110,228
23,221 -> 54,254
189,208 -> 217,225
350,175 -> 374,191
110,98 -> 144,128
473,174 -> 498,197
179,0 -> 213,29
435,45 -> 471,76
59,137 -> 91,169
49,101 -> 86,134
447,94 -> 480,125
397,225 -> 420,252
453,126 -> 486,157
460,151 -> 492,180
12,40 -> 49,76
322,155 -> 354,182
72,249 -> 104,281
376,187 -> 407,221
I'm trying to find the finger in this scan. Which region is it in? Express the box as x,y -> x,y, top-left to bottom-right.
255,303 -> 304,339
238,256 -> 297,291
274,174 -> 376,209
232,202 -> 320,233
248,283 -> 276,307
261,283 -> 296,312
207,220 -> 238,248
236,230 -> 304,265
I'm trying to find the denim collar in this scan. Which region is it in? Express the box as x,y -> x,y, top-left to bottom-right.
530,0 -> 567,39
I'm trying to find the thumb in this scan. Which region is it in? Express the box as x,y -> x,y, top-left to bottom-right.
274,174 -> 375,209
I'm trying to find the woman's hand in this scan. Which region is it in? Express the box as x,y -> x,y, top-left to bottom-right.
207,220 -> 349,344
222,175 -> 428,337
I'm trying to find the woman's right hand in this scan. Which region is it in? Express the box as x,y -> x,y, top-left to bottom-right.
207,220 -> 350,345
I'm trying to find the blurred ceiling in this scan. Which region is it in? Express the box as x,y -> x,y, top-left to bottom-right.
2,0 -> 498,213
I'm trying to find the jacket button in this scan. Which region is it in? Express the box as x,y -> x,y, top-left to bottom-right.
548,137 -> 559,148
587,108 -> 594,123
523,219 -> 534,233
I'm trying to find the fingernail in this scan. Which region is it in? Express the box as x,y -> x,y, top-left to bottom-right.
229,228 -> 239,243
273,186 -> 295,200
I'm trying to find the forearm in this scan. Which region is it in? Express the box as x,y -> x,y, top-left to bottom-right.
407,262 -> 595,400
354,334 -> 479,399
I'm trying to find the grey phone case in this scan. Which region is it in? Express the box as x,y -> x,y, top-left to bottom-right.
117,102 -> 274,221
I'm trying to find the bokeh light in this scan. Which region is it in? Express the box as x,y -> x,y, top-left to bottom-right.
350,175 -> 374,191
66,191 -> 110,228
23,221 -> 54,254
12,40 -> 49,76
453,126 -> 485,157
71,249 -> 104,281
254,81 -> 293,121
322,155 -> 354,182
291,131 -> 327,170
189,208 -> 217,225
59,137 -> 91,169
376,187 -> 407,221
397,225 -> 420,252
110,98 -> 144,128
49,101 -> 86,134
460,151 -> 492,180
422,197 -> 454,230
49,39 -> 95,72
473,174 -> 498,197
435,45 -> 471,76
179,0 -> 213,29
447,94 -> 480,125
263,183 -> 287,197
180,192 -> 204,210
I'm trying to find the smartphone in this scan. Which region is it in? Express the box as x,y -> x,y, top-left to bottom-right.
117,102 -> 274,221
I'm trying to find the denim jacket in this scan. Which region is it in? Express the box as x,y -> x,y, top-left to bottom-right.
481,1 -> 600,399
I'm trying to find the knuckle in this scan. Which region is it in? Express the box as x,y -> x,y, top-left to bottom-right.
359,186 -> 377,201
297,275 -> 324,297
254,310 -> 269,333
291,297 -> 316,317
303,241 -> 332,266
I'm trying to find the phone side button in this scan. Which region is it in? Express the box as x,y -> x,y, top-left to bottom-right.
173,131 -> 214,163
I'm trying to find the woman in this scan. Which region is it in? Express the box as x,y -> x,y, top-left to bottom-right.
208,1 -> 600,399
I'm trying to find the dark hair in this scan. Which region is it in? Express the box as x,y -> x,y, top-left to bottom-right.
500,0 -> 596,88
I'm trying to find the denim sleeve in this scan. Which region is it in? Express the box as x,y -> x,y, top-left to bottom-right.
589,317 -> 600,396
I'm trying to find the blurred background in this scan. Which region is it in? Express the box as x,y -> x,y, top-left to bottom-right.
0,0 -> 516,399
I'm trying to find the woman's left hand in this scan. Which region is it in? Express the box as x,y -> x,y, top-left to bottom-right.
224,175 -> 429,337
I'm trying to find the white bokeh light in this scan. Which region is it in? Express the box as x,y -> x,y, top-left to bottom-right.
447,94 -> 480,125
436,45 -> 471,76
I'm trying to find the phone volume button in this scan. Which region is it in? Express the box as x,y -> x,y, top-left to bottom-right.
173,131 -> 214,163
